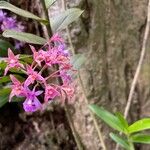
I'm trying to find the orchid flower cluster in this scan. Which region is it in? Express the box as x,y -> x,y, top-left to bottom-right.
0,10 -> 25,49
4,34 -> 75,112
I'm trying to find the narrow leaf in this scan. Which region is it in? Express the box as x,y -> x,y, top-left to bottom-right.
128,118 -> 150,134
71,54 -> 85,70
0,88 -> 24,108
0,75 -> 24,84
0,74 -> 25,84
116,112 -> 129,131
3,30 -> 46,45
0,88 -> 11,108
0,40 -> 14,57
44,0 -> 56,9
131,134 -> 150,144
51,8 -> 83,31
0,76 -> 10,84
0,1 -> 47,23
19,54 -> 33,64
89,104 -> 124,132
0,60 -> 7,70
12,97 -> 24,102
110,133 -> 130,150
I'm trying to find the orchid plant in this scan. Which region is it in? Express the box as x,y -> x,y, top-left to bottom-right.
0,1 -> 83,110
0,1 -> 83,149
4,34 -> 75,112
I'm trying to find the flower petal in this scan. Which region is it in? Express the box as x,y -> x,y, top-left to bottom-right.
35,90 -> 43,96
23,98 -> 42,112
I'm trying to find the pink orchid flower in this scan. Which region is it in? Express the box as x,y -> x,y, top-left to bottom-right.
4,48 -> 24,75
24,65 -> 45,86
6,34 -> 76,112
56,55 -> 69,65
57,44 -> 69,57
44,50 -> 58,66
61,84 -> 75,99
30,45 -> 46,66
44,85 -> 60,102
23,87 -> 43,112
9,75 -> 25,102
50,33 -> 64,43
60,70 -> 72,84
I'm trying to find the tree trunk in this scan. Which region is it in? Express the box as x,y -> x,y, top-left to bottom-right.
1,0 -> 150,150
71,0 -> 150,149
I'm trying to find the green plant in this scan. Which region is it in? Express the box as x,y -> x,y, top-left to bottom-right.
89,104 -> 150,150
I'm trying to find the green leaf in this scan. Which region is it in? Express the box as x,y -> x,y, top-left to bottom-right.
116,112 -> 129,132
12,96 -> 24,103
128,118 -> 150,134
0,74 -> 25,84
131,134 -> 150,144
0,60 -> 6,75
0,40 -> 14,57
71,54 -> 85,70
44,0 -> 56,9
0,87 -> 24,108
51,8 -> 83,31
0,76 -> 10,84
110,133 -> 130,150
0,60 -> 7,70
0,1 -> 47,23
3,30 -> 46,45
89,104 -> 124,132
0,88 -> 11,108
19,54 -> 33,64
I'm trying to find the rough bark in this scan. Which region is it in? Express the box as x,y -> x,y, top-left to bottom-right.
69,0 -> 150,149
0,0 -> 150,150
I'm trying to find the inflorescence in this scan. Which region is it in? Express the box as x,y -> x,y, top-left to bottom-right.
4,34 -> 75,112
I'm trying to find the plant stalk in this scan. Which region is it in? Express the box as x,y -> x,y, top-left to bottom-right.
41,1 -> 83,150
129,142 -> 135,150
128,136 -> 135,150
41,0 -> 53,37
64,104 -> 84,150
61,1 -> 107,149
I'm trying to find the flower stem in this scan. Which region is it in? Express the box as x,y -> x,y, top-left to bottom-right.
45,70 -> 60,80
41,1 -> 83,149
61,0 -> 107,149
39,65 -> 47,74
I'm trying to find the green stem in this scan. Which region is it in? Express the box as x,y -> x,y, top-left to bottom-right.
41,1 -> 83,150
129,140 -> 135,150
129,142 -> 135,150
61,1 -> 107,149
61,0 -> 107,149
41,0 -> 53,37
127,135 -> 135,150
